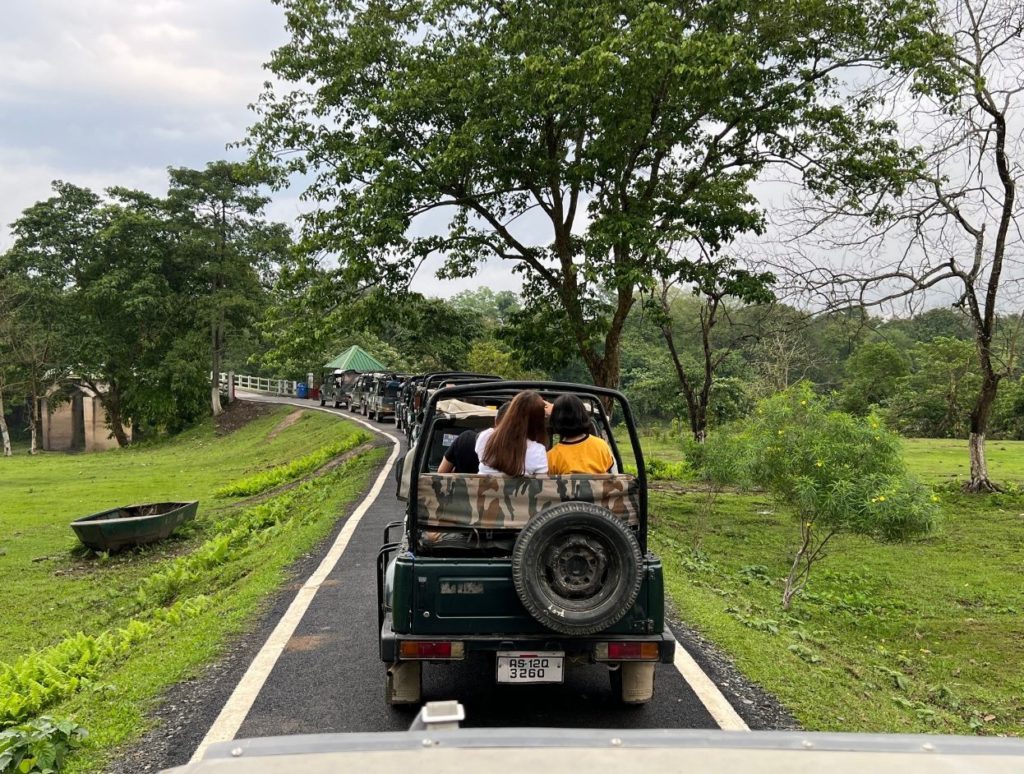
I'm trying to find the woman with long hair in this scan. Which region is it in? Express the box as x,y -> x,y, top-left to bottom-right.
475,390 -> 549,475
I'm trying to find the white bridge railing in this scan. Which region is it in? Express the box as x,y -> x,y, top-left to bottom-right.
221,372 -> 305,397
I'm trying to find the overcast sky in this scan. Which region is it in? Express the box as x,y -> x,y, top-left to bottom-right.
0,0 -> 518,297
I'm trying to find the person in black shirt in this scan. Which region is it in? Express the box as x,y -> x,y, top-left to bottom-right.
437,403 -> 508,473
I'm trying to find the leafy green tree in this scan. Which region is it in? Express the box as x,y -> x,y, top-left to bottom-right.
374,293 -> 483,371
252,251 -> 349,379
449,289 -> 521,329
1,183 -> 98,449
840,340 -> 911,415
166,161 -> 288,416
881,308 -> 973,344
0,276 -> 25,455
699,384 -> 937,609
3,173 -> 282,443
466,338 -> 537,379
77,190 -> 209,442
247,0 -> 947,391
991,376 -> 1024,440
888,337 -> 980,438
2,184 -> 209,444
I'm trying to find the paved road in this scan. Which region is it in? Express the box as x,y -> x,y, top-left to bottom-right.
211,394 -> 725,741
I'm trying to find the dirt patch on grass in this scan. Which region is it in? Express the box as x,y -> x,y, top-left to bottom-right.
267,409 -> 306,440
214,400 -> 275,436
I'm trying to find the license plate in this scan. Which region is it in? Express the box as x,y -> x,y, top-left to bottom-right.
496,651 -> 564,684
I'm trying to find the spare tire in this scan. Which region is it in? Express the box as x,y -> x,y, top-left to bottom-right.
511,501 -> 644,636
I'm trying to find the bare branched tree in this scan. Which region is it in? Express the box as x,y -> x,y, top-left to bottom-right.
781,0 -> 1024,491
647,245 -> 775,442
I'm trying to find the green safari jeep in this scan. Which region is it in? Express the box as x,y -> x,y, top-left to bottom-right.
377,381 -> 674,706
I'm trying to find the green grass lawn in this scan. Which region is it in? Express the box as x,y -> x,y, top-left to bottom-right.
0,405 -> 383,771
639,427 -> 1024,486
0,406 -> 357,663
903,437 -> 1024,484
645,431 -> 1024,736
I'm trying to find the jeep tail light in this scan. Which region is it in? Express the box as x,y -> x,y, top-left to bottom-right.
399,640 -> 465,660
595,642 -> 660,661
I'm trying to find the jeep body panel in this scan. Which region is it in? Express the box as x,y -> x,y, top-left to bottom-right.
385,553 -> 665,637
378,381 -> 667,703
367,374 -> 403,420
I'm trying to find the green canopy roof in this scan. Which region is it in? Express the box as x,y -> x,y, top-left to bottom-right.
323,345 -> 387,372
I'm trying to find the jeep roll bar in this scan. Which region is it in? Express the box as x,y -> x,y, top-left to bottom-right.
407,381 -> 649,552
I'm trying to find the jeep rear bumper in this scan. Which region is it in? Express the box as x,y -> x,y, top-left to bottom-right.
380,620 -> 675,664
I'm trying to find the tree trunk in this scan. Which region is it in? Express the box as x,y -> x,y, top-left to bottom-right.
0,388 -> 11,457
109,422 -> 130,447
28,394 -> 38,455
97,383 -> 131,447
662,322 -> 704,443
211,318 -> 223,416
657,288 -> 718,444
964,366 -> 1000,492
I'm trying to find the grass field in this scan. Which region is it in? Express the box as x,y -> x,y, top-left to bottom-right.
903,437 -> 1024,484
640,428 -> 1024,485
0,404 -> 383,771
642,431 -> 1024,736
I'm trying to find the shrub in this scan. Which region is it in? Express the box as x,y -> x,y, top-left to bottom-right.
645,457 -> 690,481
215,430 -> 371,498
0,598 -> 209,728
698,383 -> 938,608
0,716 -> 87,773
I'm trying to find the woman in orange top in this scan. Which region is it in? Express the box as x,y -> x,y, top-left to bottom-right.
547,394 -> 616,474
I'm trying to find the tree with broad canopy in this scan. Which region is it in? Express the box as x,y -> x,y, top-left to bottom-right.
245,0 -> 954,390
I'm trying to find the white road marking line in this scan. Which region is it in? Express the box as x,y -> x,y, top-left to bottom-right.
202,395 -> 747,737
190,400 -> 399,761
671,638 -> 749,730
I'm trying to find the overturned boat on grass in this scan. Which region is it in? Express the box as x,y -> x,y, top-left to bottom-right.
71,501 -> 198,552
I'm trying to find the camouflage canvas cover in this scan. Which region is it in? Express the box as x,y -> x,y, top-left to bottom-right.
417,474 -> 640,529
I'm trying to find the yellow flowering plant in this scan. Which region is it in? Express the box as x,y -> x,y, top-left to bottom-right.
695,383 -> 939,609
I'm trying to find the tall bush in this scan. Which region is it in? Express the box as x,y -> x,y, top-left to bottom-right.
699,384 -> 938,608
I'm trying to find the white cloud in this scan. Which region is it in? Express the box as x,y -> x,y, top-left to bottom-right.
0,1 -> 526,301
0,3 -> 276,108
0,148 -> 169,248
0,0 -> 288,247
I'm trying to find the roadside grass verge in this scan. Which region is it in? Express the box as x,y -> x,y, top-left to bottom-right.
214,429 -> 372,498
638,428 -> 1024,734
61,449 -> 384,773
1,443 -> 385,773
0,405 -> 359,665
650,488 -> 1024,736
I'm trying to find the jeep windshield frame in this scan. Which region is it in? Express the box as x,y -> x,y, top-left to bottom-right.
408,381 -> 649,551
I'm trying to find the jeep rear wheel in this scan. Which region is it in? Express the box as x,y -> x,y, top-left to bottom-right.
511,501 -> 643,636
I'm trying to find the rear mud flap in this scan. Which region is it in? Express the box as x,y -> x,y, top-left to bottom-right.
617,662 -> 655,704
386,661 -> 422,705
